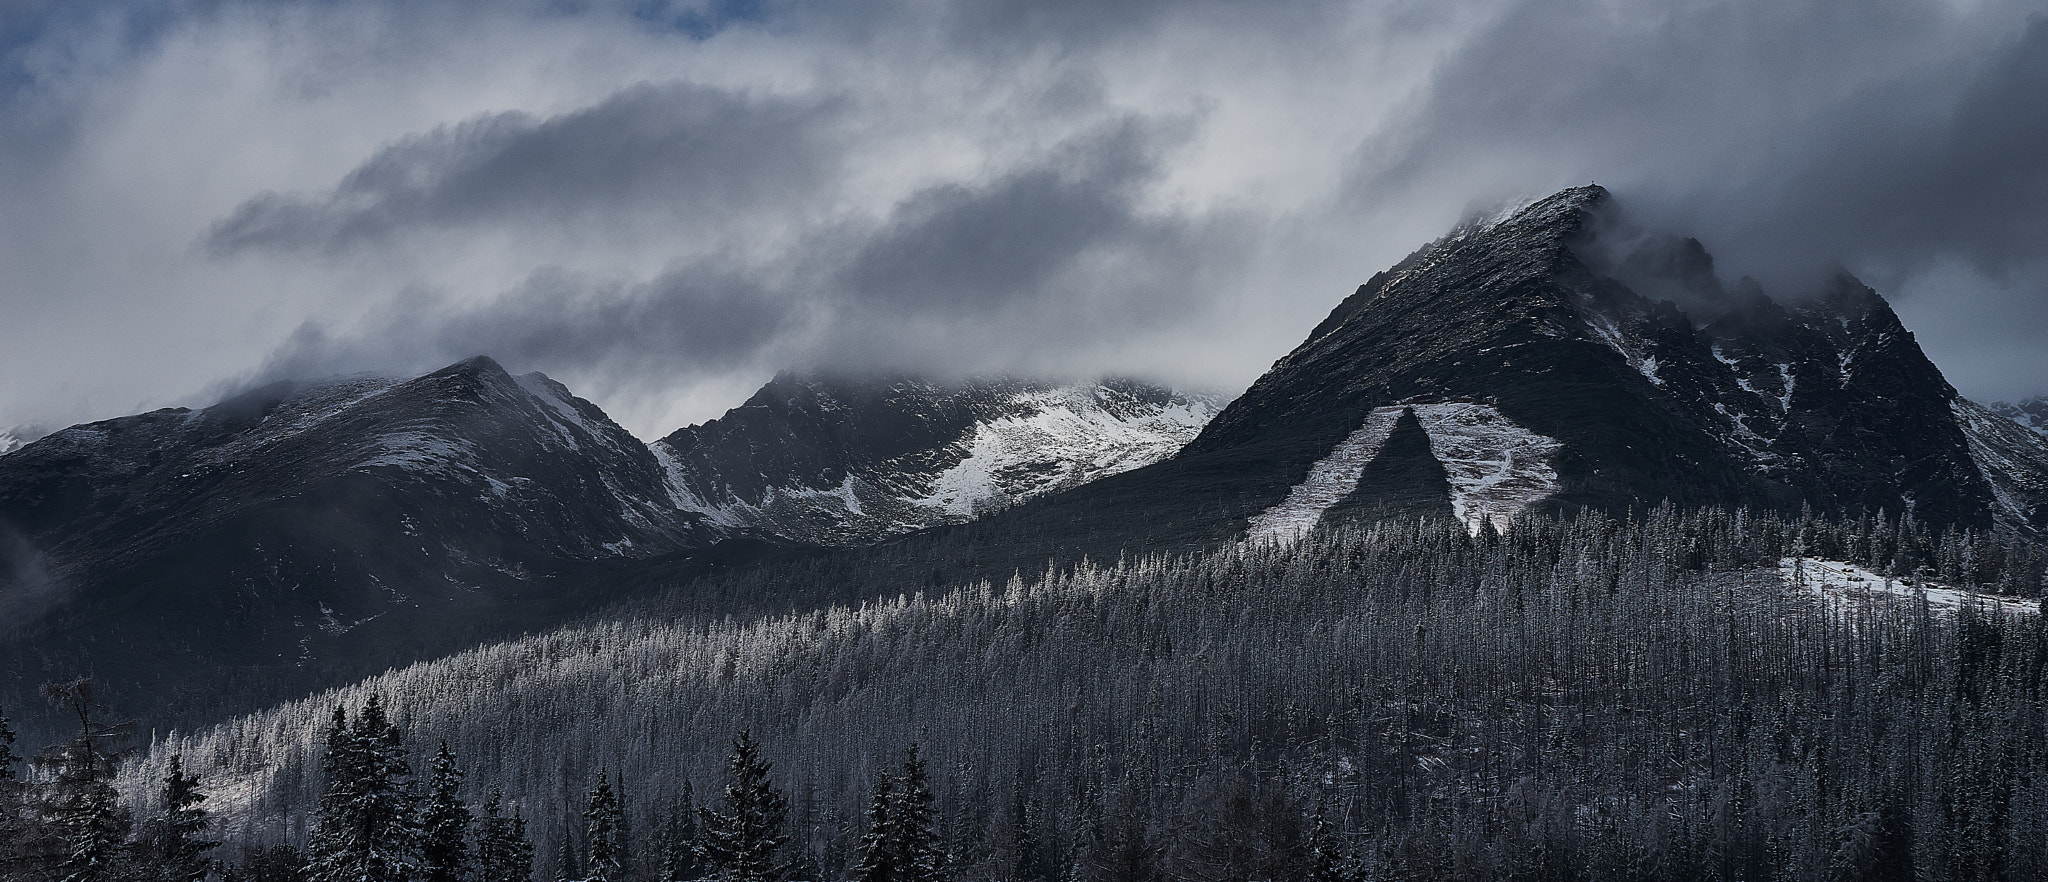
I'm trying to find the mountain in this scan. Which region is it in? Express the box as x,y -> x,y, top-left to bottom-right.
0,356 -> 725,732
0,359 -> 1217,737
651,375 -> 1219,544
1992,397 -> 2048,440
895,186 -> 2047,572
1199,185 -> 2019,533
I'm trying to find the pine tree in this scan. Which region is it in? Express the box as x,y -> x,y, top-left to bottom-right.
853,771 -> 897,882
38,679 -> 135,882
307,696 -> 420,882
509,810 -> 537,882
889,745 -> 943,882
696,732 -> 791,882
471,789 -> 520,879
658,782 -> 700,882
137,754 -> 219,881
0,703 -> 24,877
584,770 -> 628,882
418,742 -> 471,882
0,702 -> 16,782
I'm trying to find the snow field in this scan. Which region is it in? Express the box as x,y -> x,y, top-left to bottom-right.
1780,557 -> 2037,617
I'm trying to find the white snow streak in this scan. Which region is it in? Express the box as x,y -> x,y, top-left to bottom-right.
1586,313 -> 1662,386
1245,409 -> 1404,544
1408,403 -> 1565,533
514,374 -> 599,451
1248,402 -> 1564,543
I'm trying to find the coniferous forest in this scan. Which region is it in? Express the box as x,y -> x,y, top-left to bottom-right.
5,507 -> 2048,881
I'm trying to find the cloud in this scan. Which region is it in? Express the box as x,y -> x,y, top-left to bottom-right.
254,115 -> 1255,416
259,260 -> 791,382
5,0 -> 2048,439
207,82 -> 847,256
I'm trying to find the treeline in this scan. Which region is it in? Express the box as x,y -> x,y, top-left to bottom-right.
117,507 -> 2048,880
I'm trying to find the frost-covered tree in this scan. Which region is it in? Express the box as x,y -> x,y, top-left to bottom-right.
0,703 -> 25,876
656,782 -> 700,882
889,746 -> 943,882
853,771 -> 897,882
477,787 -> 537,882
38,679 -> 135,882
135,754 -> 219,881
584,770 -> 627,882
307,697 -> 418,882
418,742 -> 470,882
697,733 -> 790,882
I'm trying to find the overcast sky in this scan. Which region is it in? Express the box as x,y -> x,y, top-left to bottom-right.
3,0 -> 2046,439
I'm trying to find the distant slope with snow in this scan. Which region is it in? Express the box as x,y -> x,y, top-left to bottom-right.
652,376 -> 1220,545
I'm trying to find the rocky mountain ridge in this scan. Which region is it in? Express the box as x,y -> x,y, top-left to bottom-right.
652,375 -> 1219,544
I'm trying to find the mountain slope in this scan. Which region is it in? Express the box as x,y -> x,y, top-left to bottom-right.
651,375 -> 1218,544
0,356 -> 723,732
853,186 -> 2036,579
0,360 -> 1221,737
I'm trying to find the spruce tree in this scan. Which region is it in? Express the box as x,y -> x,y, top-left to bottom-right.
696,732 -> 791,882
890,745 -> 943,882
509,810 -> 537,882
38,679 -> 135,882
138,754 -> 219,881
853,771 -> 897,882
307,696 -> 419,882
418,742 -> 470,882
658,783 -> 700,882
584,770 -> 627,882
0,704 -> 23,877
477,787 -> 531,882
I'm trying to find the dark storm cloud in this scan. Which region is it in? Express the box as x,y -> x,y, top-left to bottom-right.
207,82 -> 845,255
259,259 -> 790,382
1375,0 -> 2048,289
255,115 -> 1248,393
11,0 -> 2048,438
810,115 -> 1251,374
838,118 -> 1173,314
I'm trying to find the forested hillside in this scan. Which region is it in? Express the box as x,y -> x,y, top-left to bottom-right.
81,508 -> 2048,881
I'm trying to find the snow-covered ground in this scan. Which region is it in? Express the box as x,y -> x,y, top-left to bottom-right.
1781,557 -> 2037,617
1248,402 -> 1563,543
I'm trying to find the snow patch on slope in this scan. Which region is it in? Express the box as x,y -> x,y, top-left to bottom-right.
1586,313 -> 1662,386
1246,409 -> 1404,544
514,373 -> 600,451
1782,558 -> 2036,617
358,431 -> 483,476
649,442 -> 748,528
1249,402 -> 1564,542
1952,398 -> 2048,532
1409,403 -> 1564,532
910,390 -> 1215,518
